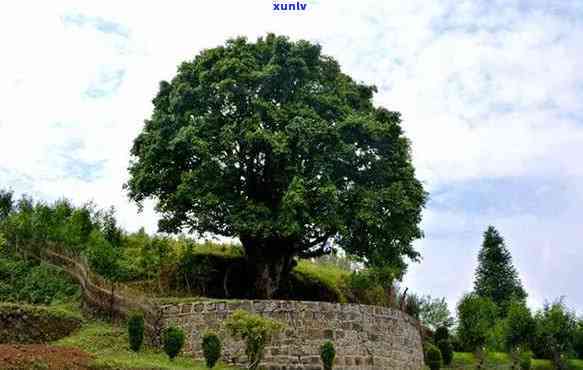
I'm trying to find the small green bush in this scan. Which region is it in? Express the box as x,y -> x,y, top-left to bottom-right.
436,339 -> 453,366
519,351 -> 532,370
425,343 -> 442,370
225,310 -> 284,370
434,326 -> 449,343
163,326 -> 185,360
202,331 -> 222,368
320,341 -> 336,370
127,311 -> 144,352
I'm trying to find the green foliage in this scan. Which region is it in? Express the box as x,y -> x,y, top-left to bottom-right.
419,296 -> 453,331
434,326 -> 449,343
532,299 -> 577,367
519,351 -> 532,370
436,339 -> 453,366
128,311 -> 145,352
486,319 -> 507,352
202,331 -> 222,368
0,256 -> 79,305
0,188 -> 14,221
85,230 -> 125,282
504,300 -> 536,351
163,326 -> 186,360
346,266 -> 397,306
456,293 -> 498,351
425,343 -> 442,370
320,341 -> 336,370
224,310 -> 284,370
473,226 -> 527,316
574,322 -> 583,359
126,33 -> 427,298
404,293 -> 422,319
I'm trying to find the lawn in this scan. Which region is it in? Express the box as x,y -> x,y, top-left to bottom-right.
54,319 -> 236,370
445,352 -> 583,369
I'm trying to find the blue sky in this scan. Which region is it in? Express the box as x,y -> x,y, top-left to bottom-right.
1,0 -> 582,314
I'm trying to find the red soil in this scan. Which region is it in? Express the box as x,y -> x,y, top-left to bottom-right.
0,344 -> 93,370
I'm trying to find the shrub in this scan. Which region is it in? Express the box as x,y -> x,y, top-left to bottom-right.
320,341 -> 336,370
127,311 -> 144,352
456,293 -> 497,351
532,299 -> 577,366
163,326 -> 185,360
225,310 -> 284,370
425,343 -> 442,370
505,300 -> 536,351
436,339 -> 453,366
519,351 -> 532,370
434,326 -> 449,343
202,331 -> 222,368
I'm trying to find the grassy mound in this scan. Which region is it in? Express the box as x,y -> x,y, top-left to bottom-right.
0,303 -> 83,344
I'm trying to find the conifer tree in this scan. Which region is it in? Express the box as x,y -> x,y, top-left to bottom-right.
473,226 -> 527,316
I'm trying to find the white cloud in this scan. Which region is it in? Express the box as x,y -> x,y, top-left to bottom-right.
1,0 -> 583,311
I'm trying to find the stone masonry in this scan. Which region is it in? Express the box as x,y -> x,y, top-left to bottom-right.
161,300 -> 424,370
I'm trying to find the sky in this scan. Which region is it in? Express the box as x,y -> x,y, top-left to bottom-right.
1,0 -> 583,314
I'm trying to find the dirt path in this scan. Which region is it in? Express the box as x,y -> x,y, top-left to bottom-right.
0,344 -> 93,370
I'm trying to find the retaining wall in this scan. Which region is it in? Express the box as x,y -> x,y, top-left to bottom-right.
162,300 -> 424,370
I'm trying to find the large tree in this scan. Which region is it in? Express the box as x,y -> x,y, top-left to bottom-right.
473,226 -> 527,315
126,34 -> 427,298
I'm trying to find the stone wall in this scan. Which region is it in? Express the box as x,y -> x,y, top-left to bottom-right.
161,300 -> 424,370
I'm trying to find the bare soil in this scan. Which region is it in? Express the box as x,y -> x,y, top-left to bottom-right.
0,344 -> 93,370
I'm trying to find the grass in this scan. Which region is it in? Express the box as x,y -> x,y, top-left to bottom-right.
292,259 -> 350,303
446,352 -> 583,369
54,319 -> 236,370
0,301 -> 83,321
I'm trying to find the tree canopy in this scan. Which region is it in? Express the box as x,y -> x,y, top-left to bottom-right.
474,226 -> 527,315
126,34 -> 427,298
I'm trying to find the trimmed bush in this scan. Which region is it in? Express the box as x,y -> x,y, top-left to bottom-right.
434,326 -> 449,343
425,343 -> 442,370
519,352 -> 532,370
127,311 -> 144,352
320,341 -> 336,370
436,339 -> 453,366
163,326 -> 185,360
202,331 -> 222,368
225,310 -> 284,370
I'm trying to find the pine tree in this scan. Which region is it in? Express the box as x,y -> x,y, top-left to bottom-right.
473,226 -> 527,316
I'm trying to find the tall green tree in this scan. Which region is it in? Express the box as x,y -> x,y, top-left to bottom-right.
0,189 -> 14,221
473,226 -> 526,315
126,34 -> 427,298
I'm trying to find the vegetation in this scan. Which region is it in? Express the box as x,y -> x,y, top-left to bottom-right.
224,310 -> 284,370
320,341 -> 336,370
55,320 -> 231,369
0,255 -> 79,305
425,343 -> 442,370
126,33 -> 427,298
473,226 -> 527,316
162,326 -> 186,360
0,302 -> 83,344
127,311 -> 145,352
532,299 -> 577,368
419,296 -> 454,331
437,339 -> 453,366
456,293 -> 498,351
202,331 -> 222,369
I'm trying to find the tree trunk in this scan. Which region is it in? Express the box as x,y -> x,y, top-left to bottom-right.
242,237 -> 295,299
